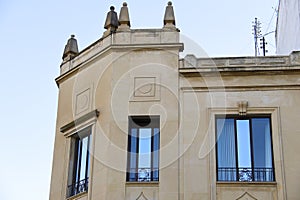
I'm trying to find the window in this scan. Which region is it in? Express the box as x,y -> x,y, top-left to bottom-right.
127,116 -> 160,182
216,116 -> 275,182
67,127 -> 91,197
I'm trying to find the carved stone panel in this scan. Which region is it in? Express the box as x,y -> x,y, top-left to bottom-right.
125,185 -> 158,200
236,192 -> 258,200
136,192 -> 149,200
75,88 -> 92,116
134,77 -> 156,97
131,76 -> 160,101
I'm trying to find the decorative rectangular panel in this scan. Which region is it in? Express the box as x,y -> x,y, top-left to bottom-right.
131,76 -> 160,101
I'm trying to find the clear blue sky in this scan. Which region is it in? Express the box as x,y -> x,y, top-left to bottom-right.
0,0 -> 278,199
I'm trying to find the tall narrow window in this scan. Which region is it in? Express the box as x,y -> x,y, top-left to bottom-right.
127,116 -> 160,182
216,116 -> 275,182
67,127 -> 91,197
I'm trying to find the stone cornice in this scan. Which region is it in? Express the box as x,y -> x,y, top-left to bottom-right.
60,109 -> 99,134
58,29 -> 181,75
179,51 -> 300,77
56,42 -> 183,87
181,84 -> 300,92
179,65 -> 300,77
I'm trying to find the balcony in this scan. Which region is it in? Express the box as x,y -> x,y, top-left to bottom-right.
127,168 -> 159,182
67,178 -> 89,198
217,167 -> 274,182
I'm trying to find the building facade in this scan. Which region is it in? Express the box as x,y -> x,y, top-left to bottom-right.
276,0 -> 300,54
50,2 -> 300,200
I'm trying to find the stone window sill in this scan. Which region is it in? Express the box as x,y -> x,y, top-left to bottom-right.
126,181 -> 159,187
66,191 -> 87,200
217,181 -> 277,187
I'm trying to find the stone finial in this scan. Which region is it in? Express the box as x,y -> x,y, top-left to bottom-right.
103,6 -> 119,36
163,1 -> 176,29
62,35 -> 79,61
118,2 -> 131,31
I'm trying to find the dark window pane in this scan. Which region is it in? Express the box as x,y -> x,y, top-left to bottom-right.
67,127 -> 91,197
152,128 -> 160,169
86,135 -> 91,180
127,116 -> 160,182
75,139 -> 82,183
251,118 -> 274,181
216,116 -> 274,182
130,128 -> 138,153
216,118 -> 236,181
152,128 -> 160,181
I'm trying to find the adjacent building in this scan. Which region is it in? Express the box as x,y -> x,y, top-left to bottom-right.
50,2 -> 300,200
276,0 -> 300,54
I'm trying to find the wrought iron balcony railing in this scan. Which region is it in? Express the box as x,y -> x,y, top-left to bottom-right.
127,168 -> 159,182
67,178 -> 89,198
217,167 -> 274,182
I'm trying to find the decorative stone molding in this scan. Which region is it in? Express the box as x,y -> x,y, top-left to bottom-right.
290,51 -> 300,64
60,109 -> 99,134
184,54 -> 197,68
75,88 -> 91,115
238,101 -> 248,116
136,192 -> 149,200
236,192 -> 258,200
131,76 -> 161,101
134,77 -> 156,97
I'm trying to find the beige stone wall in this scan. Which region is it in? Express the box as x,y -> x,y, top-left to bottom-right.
179,56 -> 300,199
50,29 -> 183,200
50,26 -> 300,200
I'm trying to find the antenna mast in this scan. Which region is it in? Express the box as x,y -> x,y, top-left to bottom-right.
260,37 -> 268,56
252,18 -> 262,57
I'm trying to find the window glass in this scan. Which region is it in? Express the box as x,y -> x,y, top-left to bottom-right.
67,127 -> 91,197
216,116 -> 274,182
79,136 -> 89,181
127,116 -> 160,182
138,128 -> 151,169
236,120 -> 252,168
252,118 -> 273,168
216,118 -> 236,181
251,118 -> 274,181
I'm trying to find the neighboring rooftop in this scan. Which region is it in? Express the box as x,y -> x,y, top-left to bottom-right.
180,51 -> 300,76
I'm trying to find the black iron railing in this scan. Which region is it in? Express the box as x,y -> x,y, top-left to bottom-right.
67,178 -> 89,198
127,168 -> 159,182
217,167 -> 274,182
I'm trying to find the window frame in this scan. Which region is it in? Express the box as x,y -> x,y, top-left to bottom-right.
215,114 -> 276,182
126,115 -> 160,182
67,126 -> 92,198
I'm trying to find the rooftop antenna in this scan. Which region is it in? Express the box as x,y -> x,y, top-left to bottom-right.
260,31 -> 275,56
252,18 -> 262,57
260,37 -> 267,56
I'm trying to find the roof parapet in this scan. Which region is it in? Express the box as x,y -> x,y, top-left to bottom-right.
118,2 -> 131,31
290,51 -> 300,64
103,6 -> 119,37
163,1 -> 176,30
62,35 -> 79,62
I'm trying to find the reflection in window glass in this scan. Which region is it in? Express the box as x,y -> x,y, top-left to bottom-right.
138,128 -> 151,169
237,120 -> 251,168
216,116 -> 274,182
67,127 -> 91,197
127,116 -> 160,182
